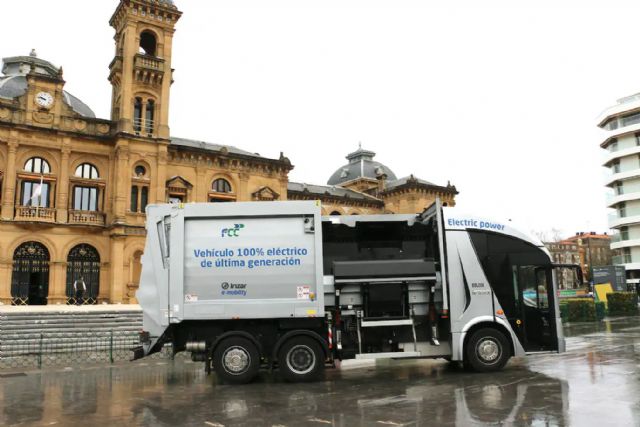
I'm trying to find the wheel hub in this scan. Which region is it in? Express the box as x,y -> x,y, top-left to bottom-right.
477,339 -> 500,362
286,345 -> 315,374
223,347 -> 250,374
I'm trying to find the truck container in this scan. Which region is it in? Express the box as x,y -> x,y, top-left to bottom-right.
133,200 -> 568,383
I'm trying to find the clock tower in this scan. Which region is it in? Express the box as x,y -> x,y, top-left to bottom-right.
108,0 -> 182,139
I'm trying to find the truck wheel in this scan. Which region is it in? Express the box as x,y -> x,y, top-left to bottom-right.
465,328 -> 510,372
278,336 -> 325,382
212,337 -> 260,384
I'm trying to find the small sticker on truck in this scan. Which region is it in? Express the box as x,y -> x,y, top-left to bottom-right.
297,286 -> 310,300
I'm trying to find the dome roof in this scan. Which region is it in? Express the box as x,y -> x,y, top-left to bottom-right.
0,51 -> 96,118
327,146 -> 397,186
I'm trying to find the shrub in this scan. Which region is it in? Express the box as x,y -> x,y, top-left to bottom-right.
566,298 -> 596,322
559,302 -> 569,321
607,292 -> 639,316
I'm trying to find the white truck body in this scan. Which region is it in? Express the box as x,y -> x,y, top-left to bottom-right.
135,200 -> 566,383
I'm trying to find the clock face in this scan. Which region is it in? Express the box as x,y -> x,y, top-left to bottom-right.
35,91 -> 54,109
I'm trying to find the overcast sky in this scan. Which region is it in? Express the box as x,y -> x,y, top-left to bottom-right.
4,0 -> 640,239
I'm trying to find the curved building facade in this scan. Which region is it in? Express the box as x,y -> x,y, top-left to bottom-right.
599,93 -> 640,283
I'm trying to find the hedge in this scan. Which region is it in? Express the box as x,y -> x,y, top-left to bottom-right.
567,299 -> 596,322
595,301 -> 606,320
607,292 -> 639,316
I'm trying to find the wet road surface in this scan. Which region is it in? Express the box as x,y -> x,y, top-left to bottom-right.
1,317 -> 640,426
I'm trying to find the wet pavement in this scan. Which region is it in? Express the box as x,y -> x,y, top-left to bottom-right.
1,317 -> 640,426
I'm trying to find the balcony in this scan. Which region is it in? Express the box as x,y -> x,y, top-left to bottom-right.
608,206 -> 640,228
606,190 -> 640,207
133,118 -> 154,136
604,169 -> 640,186
134,54 -> 164,71
133,54 -> 164,86
613,254 -> 632,264
14,206 -> 55,223
68,210 -> 106,226
602,144 -> 640,166
612,238 -> 640,250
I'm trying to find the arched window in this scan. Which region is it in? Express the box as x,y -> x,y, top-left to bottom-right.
11,241 -> 50,306
209,178 -> 235,202
71,163 -> 101,214
145,100 -> 155,134
212,179 -> 232,193
330,211 -> 341,216
74,163 -> 99,179
24,157 -> 50,174
66,244 -> 100,305
139,31 -> 157,56
133,97 -> 143,133
131,164 -> 150,213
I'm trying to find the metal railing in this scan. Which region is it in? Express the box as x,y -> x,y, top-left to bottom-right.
133,118 -> 154,134
0,331 -> 174,369
15,206 -> 55,222
613,254 -> 633,264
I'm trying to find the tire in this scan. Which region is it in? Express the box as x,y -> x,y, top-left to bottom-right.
278,336 -> 325,382
465,328 -> 510,372
212,337 -> 260,384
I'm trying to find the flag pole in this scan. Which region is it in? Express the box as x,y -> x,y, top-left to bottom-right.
35,174 -> 43,218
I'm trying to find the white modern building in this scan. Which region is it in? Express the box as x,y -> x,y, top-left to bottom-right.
600,92 -> 640,284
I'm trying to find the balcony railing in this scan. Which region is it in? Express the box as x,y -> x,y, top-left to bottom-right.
613,254 -> 633,264
15,206 -> 55,223
133,118 -> 154,135
68,210 -> 106,226
134,54 -> 164,71
610,233 -> 626,243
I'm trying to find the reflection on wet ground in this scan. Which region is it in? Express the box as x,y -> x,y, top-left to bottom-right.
1,317 -> 639,426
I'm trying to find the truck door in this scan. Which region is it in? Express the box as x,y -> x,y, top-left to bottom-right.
513,266 -> 556,352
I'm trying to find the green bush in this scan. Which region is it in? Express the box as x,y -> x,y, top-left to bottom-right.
566,298 -> 596,322
559,302 -> 569,321
607,292 -> 639,316
595,301 -> 606,320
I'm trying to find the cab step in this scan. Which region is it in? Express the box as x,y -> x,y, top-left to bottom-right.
355,351 -> 422,359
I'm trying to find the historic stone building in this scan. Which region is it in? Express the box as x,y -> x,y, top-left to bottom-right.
0,0 -> 291,305
0,0 -> 456,305
288,146 -> 457,215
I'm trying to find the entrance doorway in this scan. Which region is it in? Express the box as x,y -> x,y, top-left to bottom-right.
66,244 -> 100,305
513,266 -> 557,352
11,242 -> 50,305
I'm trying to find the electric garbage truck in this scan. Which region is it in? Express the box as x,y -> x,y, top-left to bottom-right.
133,200 -> 566,383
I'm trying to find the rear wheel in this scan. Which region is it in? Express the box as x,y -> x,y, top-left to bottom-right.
212,337 -> 260,384
278,336 -> 325,382
465,328 -> 510,372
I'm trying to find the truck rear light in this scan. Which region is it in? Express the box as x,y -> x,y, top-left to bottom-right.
328,327 -> 333,350
440,309 -> 449,319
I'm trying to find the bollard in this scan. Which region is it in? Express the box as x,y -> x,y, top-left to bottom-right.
109,330 -> 114,364
38,333 -> 43,369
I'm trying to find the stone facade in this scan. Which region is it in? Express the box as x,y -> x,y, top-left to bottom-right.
560,233 -> 612,283
289,147 -> 457,215
0,0 -> 290,305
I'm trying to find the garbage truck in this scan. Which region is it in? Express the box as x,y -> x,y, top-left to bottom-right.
133,200 -> 567,384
